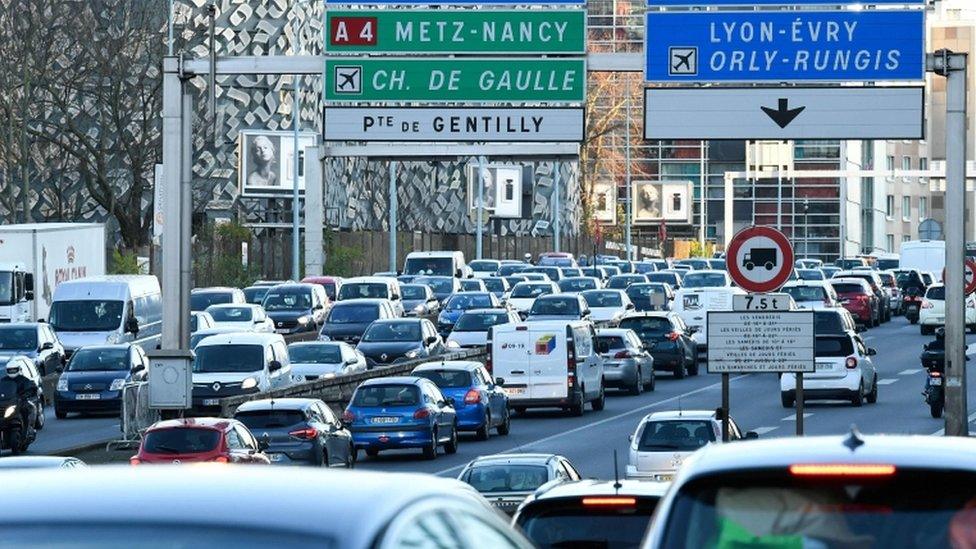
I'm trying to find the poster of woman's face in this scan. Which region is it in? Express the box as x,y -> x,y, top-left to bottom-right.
634,182 -> 662,222
246,134 -> 280,187
239,130 -> 318,196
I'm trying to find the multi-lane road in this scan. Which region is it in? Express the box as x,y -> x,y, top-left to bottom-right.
29,316 -> 976,476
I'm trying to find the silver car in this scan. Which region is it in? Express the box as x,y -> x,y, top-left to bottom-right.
596,328 -> 655,394
458,453 -> 582,515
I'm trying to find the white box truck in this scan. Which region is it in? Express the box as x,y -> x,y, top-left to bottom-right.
900,240 -> 945,282
0,223 -> 106,322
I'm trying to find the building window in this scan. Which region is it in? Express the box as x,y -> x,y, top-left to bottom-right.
919,157 -> 928,171
903,235 -> 911,243
886,234 -> 895,252
902,156 -> 912,171
886,155 -> 895,170
886,195 -> 895,218
902,196 -> 911,221
920,196 -> 928,219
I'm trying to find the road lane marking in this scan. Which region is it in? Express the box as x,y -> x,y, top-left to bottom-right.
876,378 -> 899,386
781,413 -> 812,421
930,411 -> 976,436
752,426 -> 778,435
899,369 -> 918,376
432,375 -> 751,476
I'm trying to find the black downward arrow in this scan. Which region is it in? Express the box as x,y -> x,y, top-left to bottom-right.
761,98 -> 806,129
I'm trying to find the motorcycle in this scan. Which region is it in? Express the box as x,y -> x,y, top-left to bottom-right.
904,287 -> 923,325
0,382 -> 37,455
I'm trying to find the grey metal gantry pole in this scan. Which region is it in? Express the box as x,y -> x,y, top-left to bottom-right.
625,97 -> 633,260
554,161 -> 561,253
292,74 -> 301,281
389,160 -> 398,272
477,157 -> 485,260
930,50 -> 969,437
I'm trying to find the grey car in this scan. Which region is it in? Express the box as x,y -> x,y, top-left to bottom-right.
0,323 -> 65,377
0,466 -> 533,548
234,398 -> 355,468
458,453 -> 582,516
596,328 -> 656,394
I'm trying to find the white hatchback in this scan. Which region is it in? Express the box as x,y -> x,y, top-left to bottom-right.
205,304 -> 275,333
781,333 -> 878,407
781,281 -> 839,310
919,283 -> 976,335
506,281 -> 560,315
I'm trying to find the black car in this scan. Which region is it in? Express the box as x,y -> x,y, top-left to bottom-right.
414,276 -> 462,304
646,271 -> 683,290
356,318 -> 445,368
234,398 -> 354,468
625,283 -> 673,312
262,284 -> 329,335
242,286 -> 270,305
0,323 -> 65,376
319,299 -> 396,344
618,313 -> 698,378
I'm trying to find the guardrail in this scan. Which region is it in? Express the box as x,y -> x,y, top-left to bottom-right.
217,349 -> 487,418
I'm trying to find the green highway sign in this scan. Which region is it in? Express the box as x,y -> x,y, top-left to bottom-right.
326,10 -> 586,54
325,58 -> 586,103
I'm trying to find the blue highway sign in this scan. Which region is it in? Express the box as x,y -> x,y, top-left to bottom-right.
645,10 -> 925,83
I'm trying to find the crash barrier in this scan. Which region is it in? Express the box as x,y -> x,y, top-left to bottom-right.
108,381 -> 160,450
218,349 -> 487,418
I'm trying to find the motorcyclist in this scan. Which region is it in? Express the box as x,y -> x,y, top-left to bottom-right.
922,328 -> 946,395
523,253 -> 534,265
900,270 -> 927,296
3,360 -> 38,436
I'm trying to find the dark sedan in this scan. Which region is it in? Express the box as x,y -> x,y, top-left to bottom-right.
54,344 -> 148,418
356,318 -> 445,368
234,398 -> 354,467
618,312 -> 698,378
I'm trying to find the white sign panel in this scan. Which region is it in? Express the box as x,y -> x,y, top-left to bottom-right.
644,87 -> 924,140
239,130 -> 318,197
323,107 -> 584,143
707,311 -> 814,373
633,181 -> 692,223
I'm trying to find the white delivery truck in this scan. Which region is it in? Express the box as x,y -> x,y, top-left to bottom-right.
0,223 -> 106,323
900,240 -> 945,282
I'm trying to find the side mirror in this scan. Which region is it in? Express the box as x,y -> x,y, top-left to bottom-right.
495,377 -> 505,386
444,397 -> 456,407
269,360 -> 282,372
24,273 -> 34,293
345,357 -> 357,366
258,437 -> 270,452
867,348 -> 877,356
56,364 -> 65,374
626,303 -> 635,310
425,336 -> 437,345
25,290 -> 34,301
125,318 -> 139,335
455,268 -> 463,278
856,325 -> 867,333
744,431 -> 760,440
40,342 -> 54,351
131,363 -> 145,374
313,304 -> 323,311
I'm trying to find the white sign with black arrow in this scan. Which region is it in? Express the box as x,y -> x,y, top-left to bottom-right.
644,86 -> 923,140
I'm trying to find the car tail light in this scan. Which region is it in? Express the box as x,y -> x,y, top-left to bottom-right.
464,388 -> 482,404
289,427 -> 318,440
212,456 -> 230,463
485,327 -> 493,373
922,300 -> 934,309
129,457 -> 141,466
413,408 -> 431,420
667,331 -> 681,342
930,371 -> 943,378
614,350 -> 633,359
845,357 -> 858,369
566,326 -> 577,382
582,496 -> 637,507
341,410 -> 355,423
790,464 -> 895,477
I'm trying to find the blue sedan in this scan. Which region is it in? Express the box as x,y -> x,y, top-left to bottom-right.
412,361 -> 511,441
436,292 -> 500,337
343,376 -> 458,460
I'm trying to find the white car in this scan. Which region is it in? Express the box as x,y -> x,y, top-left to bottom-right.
286,341 -> 366,383
506,281 -> 560,315
781,333 -> 878,407
468,259 -> 501,279
781,280 -> 839,310
920,283 -> 976,335
446,308 -> 521,349
626,410 -> 754,481
679,270 -> 732,289
579,289 -> 634,327
205,304 -> 275,333
192,332 -> 294,409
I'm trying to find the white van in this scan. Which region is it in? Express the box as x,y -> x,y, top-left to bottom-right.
336,276 -> 404,317
671,286 -> 746,357
191,332 -> 293,411
900,240 -> 945,281
403,251 -> 471,278
488,320 -> 605,416
49,275 -> 162,356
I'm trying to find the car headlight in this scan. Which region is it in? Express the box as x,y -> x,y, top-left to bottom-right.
110,378 -> 126,391
105,333 -> 120,344
413,304 -> 426,314
405,350 -> 419,359
3,405 -> 15,419
323,372 -> 338,379
296,316 -> 310,325
241,377 -> 259,390
57,378 -> 68,392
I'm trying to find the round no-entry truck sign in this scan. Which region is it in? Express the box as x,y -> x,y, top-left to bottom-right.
726,226 -> 795,293
941,259 -> 976,296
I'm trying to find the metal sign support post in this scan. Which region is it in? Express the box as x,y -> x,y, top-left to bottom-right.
796,373 -> 804,436
699,142 -> 706,251
476,157 -> 485,260
721,373 -> 729,442
625,97 -> 633,260
389,161 -> 398,272
930,50 -> 969,437
292,74 -> 301,281
554,161 -> 561,253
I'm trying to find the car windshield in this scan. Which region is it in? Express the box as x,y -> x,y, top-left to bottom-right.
539,257 -> 574,267
816,336 -> 855,357
288,344 -> 341,364
415,277 -> 454,294
352,384 -> 420,407
511,284 -> 553,298
638,420 -> 715,451
628,284 -> 665,297
68,348 -> 129,372
469,261 -> 498,273
415,369 -> 472,388
519,502 -> 660,549
454,313 -> 510,332
597,336 -> 626,351
530,298 -> 580,316
583,292 -> 623,308
607,277 -> 641,289
659,472 -> 976,549
460,280 -> 484,291
499,265 -> 527,276
401,286 -> 427,300
338,283 -> 389,300
814,312 -> 846,335
876,258 -> 899,270
243,287 -> 269,304
446,294 -> 492,310
0,272 -> 12,305
194,344 -> 264,373
647,273 -> 679,285
483,279 -> 506,293
190,292 -> 232,312
927,286 -> 946,300
404,257 -> 454,276
327,305 -> 377,324
465,465 -> 549,493
560,278 -> 596,292
208,307 -> 253,322
683,273 -> 728,288
362,322 -> 421,343
143,428 -> 220,454
798,269 -> 826,281
262,290 -> 311,311
49,300 -> 123,332
620,317 -> 673,335
832,283 -> 866,295
785,286 -> 827,302
0,327 -> 37,351
235,410 -> 306,430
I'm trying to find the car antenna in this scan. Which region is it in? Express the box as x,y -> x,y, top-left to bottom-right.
612,449 -> 622,492
678,396 -> 683,416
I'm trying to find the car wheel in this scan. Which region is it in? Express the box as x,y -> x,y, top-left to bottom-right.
591,387 -> 606,411
35,402 -> 44,431
444,424 -> 459,454
674,362 -> 686,379
475,412 -> 491,441
866,375 -> 878,404
321,450 -> 329,467
629,370 -> 643,396
422,429 -> 438,460
645,372 -> 656,392
688,357 -> 700,376
851,383 -> 864,407
365,448 -> 379,458
910,317 -> 918,325
569,392 -> 585,417
348,447 -> 357,468
54,407 -> 67,420
781,392 -> 795,408
496,408 -> 511,436
8,429 -> 22,455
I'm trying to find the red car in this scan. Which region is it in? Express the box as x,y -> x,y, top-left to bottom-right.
830,278 -> 879,327
130,418 -> 270,465
302,276 -> 341,303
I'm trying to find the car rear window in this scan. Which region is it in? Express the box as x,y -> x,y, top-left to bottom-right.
638,420 -> 715,452
235,410 -> 306,430
597,336 -> 627,351
463,465 -> 549,493
414,369 -> 473,389
559,278 -> 597,292
327,304 -> 378,324
927,286 -> 946,300
784,286 -> 827,302
288,344 -> 341,364
583,292 -> 623,307
518,499 -> 661,549
619,317 -> 673,334
352,385 -> 420,407
511,284 -> 552,298
814,311 -> 845,335
815,336 -> 855,357
454,312 -> 510,332
143,428 -> 221,454
530,298 -> 580,316
832,283 -> 865,294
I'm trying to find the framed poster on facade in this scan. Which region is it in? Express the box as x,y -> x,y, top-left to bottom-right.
632,181 -> 692,224
239,130 -> 318,197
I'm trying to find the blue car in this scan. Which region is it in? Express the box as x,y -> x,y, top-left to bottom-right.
436,292 -> 500,337
54,344 -> 149,418
412,361 -> 510,441
343,376 -> 458,460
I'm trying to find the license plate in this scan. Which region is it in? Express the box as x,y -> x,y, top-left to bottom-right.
371,416 -> 399,424
76,393 -> 100,400
815,363 -> 832,371
203,398 -> 220,406
503,387 -> 526,397
268,453 -> 285,462
930,377 -> 943,386
654,474 -> 674,482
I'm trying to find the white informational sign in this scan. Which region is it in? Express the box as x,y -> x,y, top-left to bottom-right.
467,164 -> 524,219
707,311 -> 815,373
632,181 -> 692,223
733,293 -> 793,312
239,130 -> 318,197
147,350 -> 194,409
152,164 -> 164,239
592,182 -> 616,223
644,87 -> 924,140
323,107 -> 585,142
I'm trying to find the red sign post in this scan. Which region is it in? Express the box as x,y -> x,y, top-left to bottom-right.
725,226 -> 795,293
